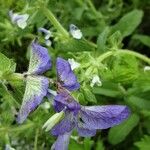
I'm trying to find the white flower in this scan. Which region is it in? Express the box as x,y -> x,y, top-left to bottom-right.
68,58 -> 80,70
144,66 -> 150,72
9,10 -> 29,29
69,24 -> 82,39
90,75 -> 102,87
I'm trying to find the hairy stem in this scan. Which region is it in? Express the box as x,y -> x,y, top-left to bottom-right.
41,7 -> 69,38
98,49 -> 150,64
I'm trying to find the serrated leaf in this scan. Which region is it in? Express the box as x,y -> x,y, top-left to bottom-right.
111,9 -> 143,37
108,113 -> 139,145
134,135 -> 150,150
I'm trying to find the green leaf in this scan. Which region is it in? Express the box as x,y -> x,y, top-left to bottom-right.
132,34 -> 150,47
108,113 -> 140,145
56,38 -> 95,52
97,27 -> 110,52
126,96 -> 150,110
0,52 -> 16,75
92,81 -> 123,98
111,9 -> 143,37
134,135 -> 150,150
83,88 -> 97,103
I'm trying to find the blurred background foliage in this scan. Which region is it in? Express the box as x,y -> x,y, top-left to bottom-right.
0,0 -> 150,150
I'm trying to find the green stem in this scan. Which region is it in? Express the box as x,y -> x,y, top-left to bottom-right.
87,0 -> 103,18
119,49 -> 150,64
11,123 -> 34,132
41,7 -> 69,38
98,49 -> 150,64
34,129 -> 39,150
7,73 -> 24,81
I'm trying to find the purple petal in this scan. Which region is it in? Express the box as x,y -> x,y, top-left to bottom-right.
51,112 -> 75,136
77,125 -> 96,137
54,92 -> 81,113
17,75 -> 49,124
51,132 -> 71,150
28,41 -> 51,74
56,57 -> 80,91
80,105 -> 130,129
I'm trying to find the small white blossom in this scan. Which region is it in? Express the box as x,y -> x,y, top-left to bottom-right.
9,10 -> 29,29
144,66 -> 150,72
68,58 -> 80,70
69,24 -> 82,39
90,75 -> 102,87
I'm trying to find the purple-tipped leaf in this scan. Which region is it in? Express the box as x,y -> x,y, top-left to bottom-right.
80,105 -> 130,129
17,75 -> 49,123
56,57 -> 80,91
51,132 -> 71,150
28,42 -> 51,74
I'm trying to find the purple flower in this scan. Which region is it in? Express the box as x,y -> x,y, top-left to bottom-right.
51,91 -> 130,150
17,41 -> 51,123
50,57 -> 130,150
56,57 -> 80,91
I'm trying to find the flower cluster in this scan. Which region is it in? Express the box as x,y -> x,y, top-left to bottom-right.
17,41 -> 130,150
